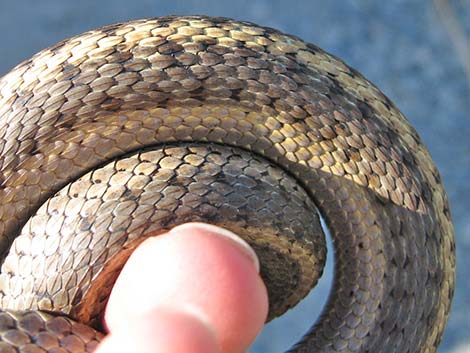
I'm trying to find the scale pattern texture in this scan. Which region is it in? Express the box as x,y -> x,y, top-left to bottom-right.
0,16 -> 455,353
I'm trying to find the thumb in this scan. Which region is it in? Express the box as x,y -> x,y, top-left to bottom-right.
96,222 -> 269,353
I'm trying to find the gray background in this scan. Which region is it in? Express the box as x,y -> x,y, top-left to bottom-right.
0,0 -> 468,352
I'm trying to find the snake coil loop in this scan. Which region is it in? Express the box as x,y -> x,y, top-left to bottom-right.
0,16 -> 455,353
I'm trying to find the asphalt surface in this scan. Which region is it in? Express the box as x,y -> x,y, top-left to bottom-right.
0,1 -> 468,352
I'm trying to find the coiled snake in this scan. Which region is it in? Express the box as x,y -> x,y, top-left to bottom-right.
0,16 -> 455,353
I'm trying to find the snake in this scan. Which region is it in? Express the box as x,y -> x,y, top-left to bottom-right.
0,16 -> 455,353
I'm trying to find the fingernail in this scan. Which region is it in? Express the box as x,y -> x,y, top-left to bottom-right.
169,222 -> 260,273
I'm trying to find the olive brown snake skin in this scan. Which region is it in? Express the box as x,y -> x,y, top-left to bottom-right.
0,16 -> 455,352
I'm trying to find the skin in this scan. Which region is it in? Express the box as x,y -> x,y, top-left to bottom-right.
95,223 -> 269,353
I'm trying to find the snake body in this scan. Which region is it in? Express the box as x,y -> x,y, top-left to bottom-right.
0,16 -> 455,352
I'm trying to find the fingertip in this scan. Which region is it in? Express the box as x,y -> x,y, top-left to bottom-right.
103,223 -> 268,353
169,222 -> 260,273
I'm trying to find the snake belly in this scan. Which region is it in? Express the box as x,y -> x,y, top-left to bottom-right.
0,16 -> 455,353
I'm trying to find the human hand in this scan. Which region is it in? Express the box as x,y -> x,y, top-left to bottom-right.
95,222 -> 269,353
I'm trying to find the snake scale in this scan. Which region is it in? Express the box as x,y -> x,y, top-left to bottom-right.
0,16 -> 455,353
